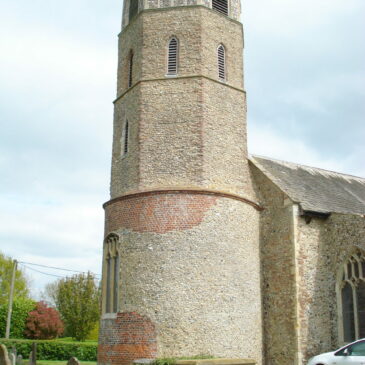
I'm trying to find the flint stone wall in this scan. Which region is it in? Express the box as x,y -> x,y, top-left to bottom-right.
296,213 -> 365,363
100,195 -> 262,364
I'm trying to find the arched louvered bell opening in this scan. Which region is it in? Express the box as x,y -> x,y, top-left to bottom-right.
167,38 -> 178,75
212,0 -> 228,16
123,121 -> 129,155
129,0 -> 139,21
217,45 -> 226,80
128,53 -> 133,87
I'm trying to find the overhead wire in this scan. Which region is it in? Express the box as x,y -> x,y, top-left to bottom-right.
17,261 -> 101,280
19,264 -> 65,279
18,261 -> 101,277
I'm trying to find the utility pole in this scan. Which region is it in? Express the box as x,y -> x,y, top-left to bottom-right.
5,259 -> 17,339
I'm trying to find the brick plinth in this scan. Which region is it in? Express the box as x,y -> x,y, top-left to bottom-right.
98,312 -> 157,365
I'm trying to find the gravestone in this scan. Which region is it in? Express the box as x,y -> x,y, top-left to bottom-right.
0,345 -> 11,365
16,355 -> 23,365
29,343 -> 37,365
8,354 -> 15,365
67,357 -> 80,365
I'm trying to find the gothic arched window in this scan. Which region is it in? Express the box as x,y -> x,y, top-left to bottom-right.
167,37 -> 178,75
128,52 -> 134,88
217,44 -> 226,81
338,250 -> 365,343
121,120 -> 129,157
212,0 -> 228,16
103,234 -> 120,314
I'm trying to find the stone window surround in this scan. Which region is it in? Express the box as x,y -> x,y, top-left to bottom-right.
336,248 -> 365,344
102,233 -> 120,315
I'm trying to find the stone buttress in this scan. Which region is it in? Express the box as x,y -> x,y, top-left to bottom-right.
98,0 -> 263,364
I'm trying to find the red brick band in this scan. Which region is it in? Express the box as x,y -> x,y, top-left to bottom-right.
104,192 -> 218,234
104,189 -> 262,234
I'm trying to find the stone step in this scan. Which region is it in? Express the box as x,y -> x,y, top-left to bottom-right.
176,359 -> 256,365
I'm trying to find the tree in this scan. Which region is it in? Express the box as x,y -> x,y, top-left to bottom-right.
25,301 -> 64,339
40,281 -> 59,307
0,297 -> 36,338
55,272 -> 100,341
0,251 -> 30,305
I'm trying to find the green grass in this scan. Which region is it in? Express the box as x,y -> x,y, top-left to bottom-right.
30,361 -> 96,365
53,338 -> 97,345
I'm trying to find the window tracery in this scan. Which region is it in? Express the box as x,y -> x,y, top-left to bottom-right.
103,233 -> 120,314
338,249 -> 365,343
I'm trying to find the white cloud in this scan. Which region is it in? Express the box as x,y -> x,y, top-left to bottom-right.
248,123 -> 365,178
0,0 -> 364,298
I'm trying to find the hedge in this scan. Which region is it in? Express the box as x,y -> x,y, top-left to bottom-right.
0,339 -> 97,361
0,298 -> 36,338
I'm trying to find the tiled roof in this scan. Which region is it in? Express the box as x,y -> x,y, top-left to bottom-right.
250,155 -> 365,215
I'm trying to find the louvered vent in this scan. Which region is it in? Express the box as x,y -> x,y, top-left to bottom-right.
212,0 -> 228,16
217,45 -> 226,80
167,38 -> 178,75
123,121 -> 129,155
128,53 -> 133,87
129,0 -> 139,21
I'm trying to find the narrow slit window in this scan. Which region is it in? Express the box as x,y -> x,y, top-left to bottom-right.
128,53 -> 133,88
122,121 -> 129,156
106,256 -> 112,313
212,0 -> 228,15
167,38 -> 178,75
113,253 -> 120,313
217,45 -> 226,80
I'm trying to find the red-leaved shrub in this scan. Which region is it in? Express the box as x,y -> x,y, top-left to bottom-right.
25,301 -> 64,339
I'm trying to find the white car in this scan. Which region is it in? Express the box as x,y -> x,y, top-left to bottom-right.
308,338 -> 365,365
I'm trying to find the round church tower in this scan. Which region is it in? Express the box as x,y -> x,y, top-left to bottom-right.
98,0 -> 263,363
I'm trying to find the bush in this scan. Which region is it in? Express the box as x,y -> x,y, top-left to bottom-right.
0,339 -> 97,361
86,322 -> 99,341
25,302 -> 64,340
0,298 -> 36,338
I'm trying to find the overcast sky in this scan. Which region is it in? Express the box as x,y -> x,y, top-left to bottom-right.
0,0 -> 364,298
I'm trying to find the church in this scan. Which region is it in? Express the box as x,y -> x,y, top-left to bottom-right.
97,0 -> 365,364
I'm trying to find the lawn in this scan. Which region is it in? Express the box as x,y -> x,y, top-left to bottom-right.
53,338 -> 97,345
34,361 -> 96,365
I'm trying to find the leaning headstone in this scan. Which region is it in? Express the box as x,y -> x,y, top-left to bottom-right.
0,345 -> 11,365
8,354 -> 15,365
67,357 -> 80,365
28,351 -> 33,365
16,355 -> 23,365
30,343 -> 36,365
